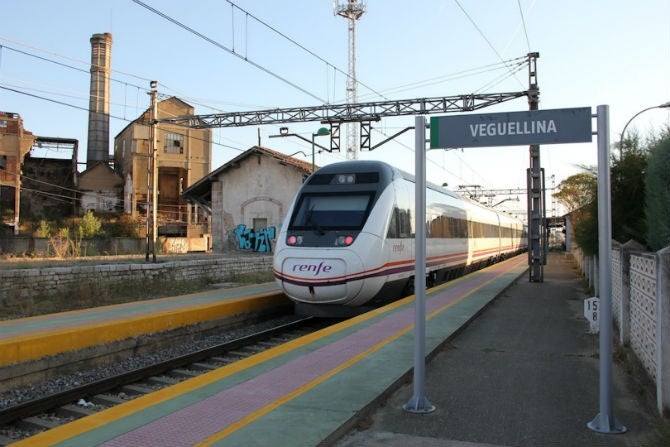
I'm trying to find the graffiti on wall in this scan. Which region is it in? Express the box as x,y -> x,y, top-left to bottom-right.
163,237 -> 189,254
233,224 -> 276,252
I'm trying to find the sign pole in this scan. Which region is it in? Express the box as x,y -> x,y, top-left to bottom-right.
588,105 -> 626,433
403,115 -> 435,414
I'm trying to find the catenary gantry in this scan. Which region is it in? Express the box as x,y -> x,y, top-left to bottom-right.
159,92 -> 527,127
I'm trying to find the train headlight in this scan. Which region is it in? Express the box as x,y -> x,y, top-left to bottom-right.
334,174 -> 355,184
287,235 -> 303,246
335,235 -> 355,246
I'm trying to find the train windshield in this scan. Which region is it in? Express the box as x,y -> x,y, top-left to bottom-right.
289,192 -> 373,231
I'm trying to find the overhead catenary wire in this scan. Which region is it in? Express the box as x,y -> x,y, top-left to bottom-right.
0,38 -> 242,115
0,82 -> 249,156
517,0 -> 532,53
132,0 -> 329,104
454,0 -> 526,89
0,4 -> 535,191
223,0 -> 388,102
357,56 -> 528,101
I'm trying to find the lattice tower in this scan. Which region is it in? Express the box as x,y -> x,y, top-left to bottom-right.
334,0 -> 366,159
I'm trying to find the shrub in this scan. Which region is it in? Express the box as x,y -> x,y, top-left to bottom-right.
78,210 -> 102,239
34,220 -> 51,238
645,133 -> 670,251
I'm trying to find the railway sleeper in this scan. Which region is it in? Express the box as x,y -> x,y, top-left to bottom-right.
191,362 -> 219,371
239,345 -> 270,355
257,341 -> 281,350
18,416 -> 60,431
238,346 -> 270,355
169,368 -> 200,379
89,393 -> 125,407
120,384 -> 153,396
145,376 -> 180,387
0,433 -> 17,446
57,404 -> 96,419
209,356 -> 232,364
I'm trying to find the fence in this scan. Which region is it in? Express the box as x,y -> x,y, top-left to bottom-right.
572,241 -> 670,415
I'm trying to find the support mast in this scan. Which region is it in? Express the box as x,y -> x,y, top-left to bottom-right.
526,52 -> 544,282
334,0 -> 365,160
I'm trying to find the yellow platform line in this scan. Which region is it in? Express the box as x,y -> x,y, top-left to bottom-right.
0,292 -> 288,367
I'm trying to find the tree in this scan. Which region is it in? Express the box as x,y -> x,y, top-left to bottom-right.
645,128 -> 670,251
554,169 -> 598,255
553,171 -> 597,214
611,137 -> 648,244
556,132 -> 655,254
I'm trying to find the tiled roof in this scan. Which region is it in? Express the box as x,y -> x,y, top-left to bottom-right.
181,145 -> 316,209
254,146 -> 315,173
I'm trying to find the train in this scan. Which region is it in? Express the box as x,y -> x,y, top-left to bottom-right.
273,160 -> 527,317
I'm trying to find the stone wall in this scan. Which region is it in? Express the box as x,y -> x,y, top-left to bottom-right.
0,255 -> 273,304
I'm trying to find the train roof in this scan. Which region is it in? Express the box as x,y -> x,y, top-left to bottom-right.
313,160 -> 524,224
314,160 -> 463,200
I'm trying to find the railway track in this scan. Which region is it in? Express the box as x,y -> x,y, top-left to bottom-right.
0,316 -> 329,445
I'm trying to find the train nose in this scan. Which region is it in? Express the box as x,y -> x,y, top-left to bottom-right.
279,255 -> 364,304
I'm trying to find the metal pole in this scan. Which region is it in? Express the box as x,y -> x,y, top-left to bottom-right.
311,134 -> 315,173
588,104 -> 626,434
14,125 -> 22,235
145,88 -> 153,262
403,116 -> 435,414
151,88 -> 158,263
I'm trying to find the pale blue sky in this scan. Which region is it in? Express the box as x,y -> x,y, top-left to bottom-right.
1,1 -> 669,215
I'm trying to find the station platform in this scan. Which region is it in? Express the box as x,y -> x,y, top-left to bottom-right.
8,254 -> 526,446
0,283 -> 286,368
9,252 -> 656,447
335,252 -> 657,447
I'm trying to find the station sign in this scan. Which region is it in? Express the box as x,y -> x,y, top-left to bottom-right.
429,107 -> 593,149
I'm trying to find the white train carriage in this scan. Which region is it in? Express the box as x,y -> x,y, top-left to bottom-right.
273,160 -> 527,316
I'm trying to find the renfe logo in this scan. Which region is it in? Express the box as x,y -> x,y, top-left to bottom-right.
292,261 -> 333,276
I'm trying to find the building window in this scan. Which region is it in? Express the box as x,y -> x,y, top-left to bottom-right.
253,218 -> 268,232
0,120 -> 6,128
164,132 -> 184,154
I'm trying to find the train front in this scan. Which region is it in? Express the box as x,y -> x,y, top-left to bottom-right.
273,161 -> 393,316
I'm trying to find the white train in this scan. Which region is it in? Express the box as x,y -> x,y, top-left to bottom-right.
273,160 -> 527,317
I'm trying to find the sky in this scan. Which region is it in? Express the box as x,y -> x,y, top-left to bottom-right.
1,0 -> 669,218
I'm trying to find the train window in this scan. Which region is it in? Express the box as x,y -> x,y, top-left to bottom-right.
424,214 -> 468,238
289,192 -> 374,230
387,206 -> 412,238
387,209 -> 398,238
351,172 -> 379,184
